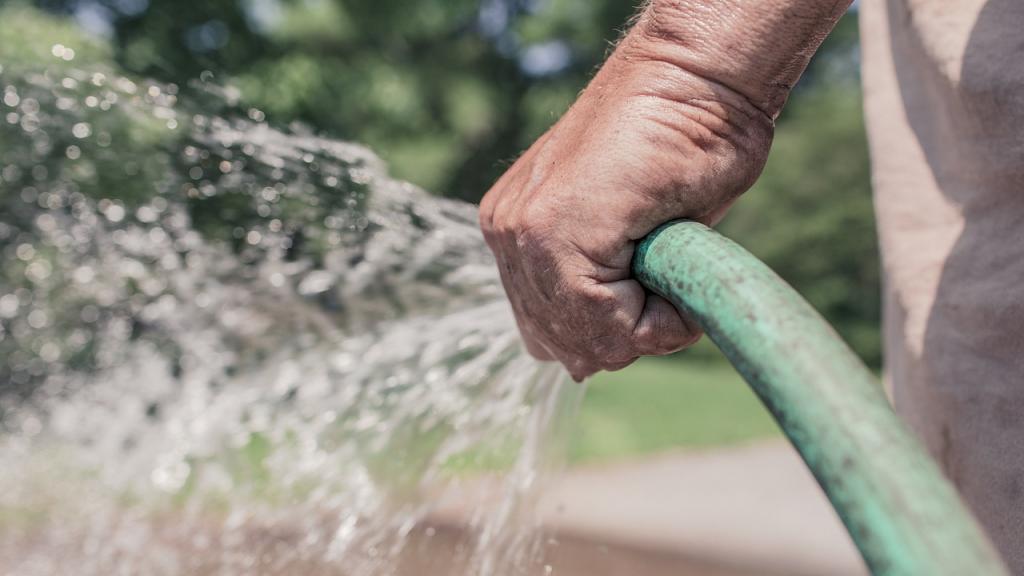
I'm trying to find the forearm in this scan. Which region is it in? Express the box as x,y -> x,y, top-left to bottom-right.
620,0 -> 853,118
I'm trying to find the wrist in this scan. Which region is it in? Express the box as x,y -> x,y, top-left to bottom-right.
619,0 -> 852,119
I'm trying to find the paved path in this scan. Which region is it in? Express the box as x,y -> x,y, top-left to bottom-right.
539,440 -> 867,575
434,440 -> 867,575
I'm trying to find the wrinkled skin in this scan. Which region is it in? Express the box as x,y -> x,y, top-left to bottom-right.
481,0 -> 849,380
480,33 -> 774,380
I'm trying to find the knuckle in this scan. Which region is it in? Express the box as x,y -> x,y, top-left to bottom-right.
513,224 -> 546,255
519,197 -> 554,225
478,194 -> 496,235
633,321 -> 658,345
579,285 -> 618,310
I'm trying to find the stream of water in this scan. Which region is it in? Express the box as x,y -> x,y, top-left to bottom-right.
0,45 -> 578,576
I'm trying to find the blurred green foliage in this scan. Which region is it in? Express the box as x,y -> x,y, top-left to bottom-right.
33,0 -> 639,201
574,356 -> 780,461
722,85 -> 880,366
21,1 -> 880,364
717,15 -> 879,365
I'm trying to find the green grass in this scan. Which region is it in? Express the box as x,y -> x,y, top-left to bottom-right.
569,352 -> 781,463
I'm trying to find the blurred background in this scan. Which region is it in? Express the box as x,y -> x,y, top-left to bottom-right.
5,0 -> 877,464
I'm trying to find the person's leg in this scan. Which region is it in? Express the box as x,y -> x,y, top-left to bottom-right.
861,0 -> 1024,570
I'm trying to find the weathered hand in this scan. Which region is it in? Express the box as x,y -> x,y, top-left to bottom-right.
479,26 -> 775,380
481,0 -> 851,380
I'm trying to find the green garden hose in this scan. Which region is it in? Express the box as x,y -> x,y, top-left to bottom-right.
632,220 -> 1008,576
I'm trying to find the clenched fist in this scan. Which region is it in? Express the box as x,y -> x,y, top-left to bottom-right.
479,1 -> 847,380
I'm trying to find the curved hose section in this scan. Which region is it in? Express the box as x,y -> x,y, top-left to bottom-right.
632,220 -> 1007,576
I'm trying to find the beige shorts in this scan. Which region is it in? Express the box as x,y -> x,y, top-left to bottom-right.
861,0 -> 1024,570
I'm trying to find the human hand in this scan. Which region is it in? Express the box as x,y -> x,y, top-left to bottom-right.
480,36 -> 774,380
480,0 -> 848,380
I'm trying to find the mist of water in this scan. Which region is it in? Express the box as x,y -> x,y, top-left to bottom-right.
0,42 -> 578,576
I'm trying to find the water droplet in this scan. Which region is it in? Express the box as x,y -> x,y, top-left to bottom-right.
136,206 -> 157,223
22,118 -> 41,134
151,457 -> 191,493
38,342 -> 60,363
26,260 -> 52,282
79,304 -> 99,322
73,267 -> 96,285
15,243 -> 36,261
72,122 -> 92,139
116,77 -> 137,94
0,294 -> 20,318
51,44 -> 76,61
20,414 -> 43,437
194,293 -> 211,308
104,204 -> 125,223
27,309 -> 49,328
